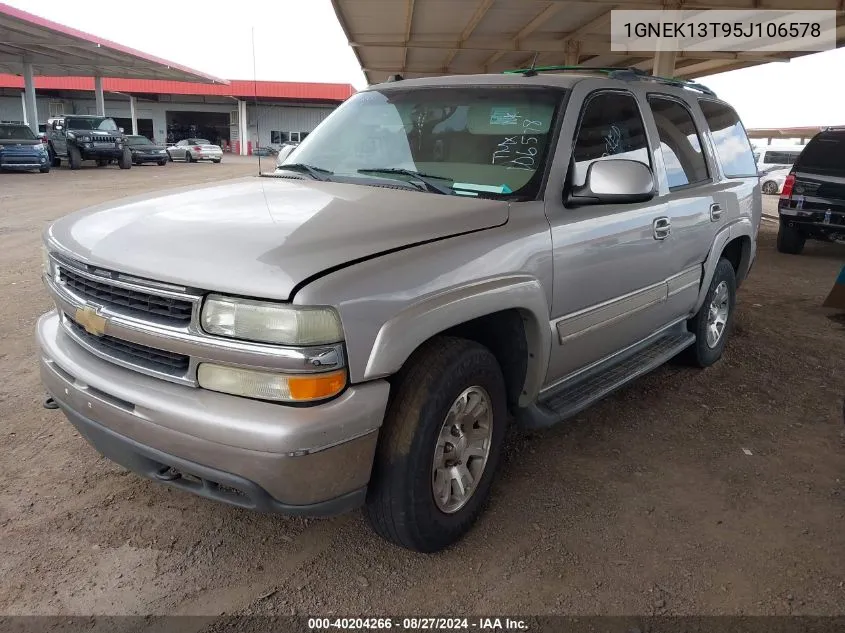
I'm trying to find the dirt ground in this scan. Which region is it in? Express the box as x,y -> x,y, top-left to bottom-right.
0,162 -> 843,619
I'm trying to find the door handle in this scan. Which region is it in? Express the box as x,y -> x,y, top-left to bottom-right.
710,203 -> 723,221
653,216 -> 671,240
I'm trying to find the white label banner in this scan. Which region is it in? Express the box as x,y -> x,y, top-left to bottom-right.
610,10 -> 836,53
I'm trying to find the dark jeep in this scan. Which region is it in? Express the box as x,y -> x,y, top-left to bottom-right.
46,115 -> 132,170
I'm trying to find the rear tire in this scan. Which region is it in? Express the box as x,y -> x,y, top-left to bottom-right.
212,158 -> 221,164
364,336 -> 507,553
68,145 -> 81,170
118,148 -> 132,170
186,152 -> 194,163
48,145 -> 60,167
683,258 -> 736,368
777,222 -> 805,254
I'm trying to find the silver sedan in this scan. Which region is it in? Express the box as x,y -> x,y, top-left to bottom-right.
167,138 -> 223,163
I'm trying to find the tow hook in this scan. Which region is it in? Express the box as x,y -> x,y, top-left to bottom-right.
43,395 -> 59,410
155,466 -> 181,482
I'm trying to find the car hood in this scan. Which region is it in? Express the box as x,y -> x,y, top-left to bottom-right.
46,177 -> 510,301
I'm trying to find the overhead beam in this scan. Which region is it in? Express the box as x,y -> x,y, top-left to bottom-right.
483,3 -> 566,69
401,0 -> 415,72
443,0 -> 494,69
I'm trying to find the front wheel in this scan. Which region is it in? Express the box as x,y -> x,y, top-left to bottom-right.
364,336 -> 507,553
68,145 -> 81,170
683,258 -> 737,368
158,159 -> 167,166
118,148 -> 132,170
39,166 -> 50,173
777,222 -> 805,254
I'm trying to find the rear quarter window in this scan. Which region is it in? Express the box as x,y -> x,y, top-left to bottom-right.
795,133 -> 845,175
699,100 -> 756,178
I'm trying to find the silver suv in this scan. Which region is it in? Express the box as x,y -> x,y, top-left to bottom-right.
37,69 -> 761,552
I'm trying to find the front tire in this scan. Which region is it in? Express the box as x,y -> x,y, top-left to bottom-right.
777,222 -> 805,254
364,336 -> 507,553
683,258 -> 736,368
68,145 -> 81,170
158,159 -> 167,166
118,148 -> 132,170
39,166 -> 50,173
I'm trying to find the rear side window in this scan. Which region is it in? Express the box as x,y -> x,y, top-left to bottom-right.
647,96 -> 709,189
699,100 -> 756,178
795,133 -> 845,175
762,150 -> 800,166
572,91 -> 650,187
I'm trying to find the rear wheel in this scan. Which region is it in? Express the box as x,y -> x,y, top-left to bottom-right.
364,336 -> 507,552
118,148 -> 132,170
777,222 -> 805,254
68,145 -> 81,170
212,158 -> 221,164
683,258 -> 736,368
185,152 -> 194,163
48,145 -> 60,167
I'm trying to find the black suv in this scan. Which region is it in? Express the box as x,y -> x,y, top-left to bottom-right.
778,129 -> 845,254
46,115 -> 132,170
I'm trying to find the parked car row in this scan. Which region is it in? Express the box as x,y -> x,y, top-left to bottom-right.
1,117 -> 225,173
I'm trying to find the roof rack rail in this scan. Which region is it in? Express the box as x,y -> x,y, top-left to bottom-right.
502,65 -> 717,97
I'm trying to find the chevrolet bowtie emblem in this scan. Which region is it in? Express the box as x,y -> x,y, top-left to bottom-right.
75,306 -> 107,337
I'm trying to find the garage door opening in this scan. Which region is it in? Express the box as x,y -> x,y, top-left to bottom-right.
166,111 -> 230,147
113,118 -> 154,140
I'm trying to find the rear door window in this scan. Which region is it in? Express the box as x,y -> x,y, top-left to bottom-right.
794,133 -> 845,175
647,96 -> 709,189
699,100 -> 756,178
572,91 -> 650,187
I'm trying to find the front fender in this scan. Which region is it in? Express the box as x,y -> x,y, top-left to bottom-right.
362,276 -> 551,404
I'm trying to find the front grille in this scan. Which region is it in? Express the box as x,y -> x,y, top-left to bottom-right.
66,316 -> 190,377
59,267 -> 194,324
92,135 -> 116,143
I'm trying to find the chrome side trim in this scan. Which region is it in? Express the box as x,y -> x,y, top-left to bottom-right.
667,266 -> 702,298
554,281 -> 667,344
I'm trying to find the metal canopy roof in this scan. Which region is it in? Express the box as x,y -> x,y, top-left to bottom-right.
332,0 -> 845,85
0,1 -> 227,83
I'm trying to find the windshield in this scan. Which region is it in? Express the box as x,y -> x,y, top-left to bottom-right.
127,136 -> 152,146
66,117 -> 119,132
0,125 -> 35,140
189,139 -> 211,145
285,86 -> 564,198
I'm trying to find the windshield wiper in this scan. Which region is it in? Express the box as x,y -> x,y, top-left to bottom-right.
276,163 -> 333,181
357,168 -> 455,195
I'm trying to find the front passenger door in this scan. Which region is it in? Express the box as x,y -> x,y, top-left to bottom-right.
544,89 -> 673,385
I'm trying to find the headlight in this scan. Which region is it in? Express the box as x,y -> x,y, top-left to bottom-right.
80,135 -> 91,142
201,294 -> 343,345
197,364 -> 346,402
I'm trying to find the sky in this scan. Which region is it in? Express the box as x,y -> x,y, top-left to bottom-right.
5,0 -> 845,130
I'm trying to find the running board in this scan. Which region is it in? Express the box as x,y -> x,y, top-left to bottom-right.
517,329 -> 696,430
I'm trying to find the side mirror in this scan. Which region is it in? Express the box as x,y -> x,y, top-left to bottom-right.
566,159 -> 655,207
119,127 -> 124,133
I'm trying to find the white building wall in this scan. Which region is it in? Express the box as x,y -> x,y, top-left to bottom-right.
247,104 -> 335,148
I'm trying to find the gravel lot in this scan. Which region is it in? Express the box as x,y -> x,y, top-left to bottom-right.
0,163 -> 843,619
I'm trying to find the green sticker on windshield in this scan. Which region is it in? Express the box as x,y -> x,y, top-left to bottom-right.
454,183 -> 513,194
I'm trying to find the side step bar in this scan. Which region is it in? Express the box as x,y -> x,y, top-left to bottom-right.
517,328 -> 696,430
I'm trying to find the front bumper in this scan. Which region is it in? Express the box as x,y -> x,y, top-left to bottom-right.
132,152 -> 168,162
79,146 -> 125,159
0,153 -> 48,170
37,310 -> 389,515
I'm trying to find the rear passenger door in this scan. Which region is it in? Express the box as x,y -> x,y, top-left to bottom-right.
643,94 -> 717,317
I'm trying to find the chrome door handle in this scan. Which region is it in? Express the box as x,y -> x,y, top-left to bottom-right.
653,217 -> 671,240
710,203 -> 723,221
